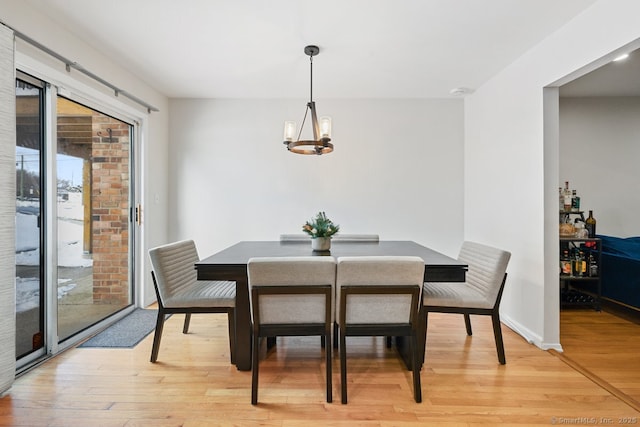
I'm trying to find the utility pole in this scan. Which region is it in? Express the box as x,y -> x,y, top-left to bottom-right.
19,154 -> 24,199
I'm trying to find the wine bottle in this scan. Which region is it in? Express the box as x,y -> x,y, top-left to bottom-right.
585,210 -> 597,237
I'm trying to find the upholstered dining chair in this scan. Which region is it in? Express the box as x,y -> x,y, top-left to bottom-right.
148,240 -> 236,364
279,234 -> 310,241
336,256 -> 424,404
332,234 -> 380,242
247,256 -> 336,405
422,241 -> 511,364
279,234 -> 379,242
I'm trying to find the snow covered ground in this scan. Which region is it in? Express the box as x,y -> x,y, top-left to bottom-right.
16,193 -> 93,313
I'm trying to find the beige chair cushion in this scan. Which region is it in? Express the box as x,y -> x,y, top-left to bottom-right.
423,241 -> 511,309
423,281 -> 492,308
336,256 -> 424,324
247,257 -> 336,324
149,240 -> 235,308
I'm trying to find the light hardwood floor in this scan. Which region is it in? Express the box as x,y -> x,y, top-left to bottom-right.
1,310 -> 639,426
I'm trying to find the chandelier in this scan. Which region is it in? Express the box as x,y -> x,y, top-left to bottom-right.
283,45 -> 333,155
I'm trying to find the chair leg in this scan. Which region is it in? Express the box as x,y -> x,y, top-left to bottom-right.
385,336 -> 392,348
322,324 -> 338,349
182,313 -> 191,334
491,312 -> 506,365
421,311 -> 429,363
411,333 -> 422,403
150,309 -> 166,363
227,309 -> 236,365
464,313 -> 472,336
251,328 -> 260,405
325,329 -> 333,403
340,326 -> 348,404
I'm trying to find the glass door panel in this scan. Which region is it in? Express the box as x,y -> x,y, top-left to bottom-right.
15,76 -> 45,359
56,96 -> 133,341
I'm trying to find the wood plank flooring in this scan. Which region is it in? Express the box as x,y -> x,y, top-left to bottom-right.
557,308 -> 640,410
1,310 -> 639,426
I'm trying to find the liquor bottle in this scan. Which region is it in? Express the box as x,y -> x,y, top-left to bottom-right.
563,181 -> 572,212
571,190 -> 580,212
589,253 -> 598,277
578,251 -> 587,276
572,250 -> 586,277
560,250 -> 572,276
559,187 -> 564,211
585,210 -> 597,237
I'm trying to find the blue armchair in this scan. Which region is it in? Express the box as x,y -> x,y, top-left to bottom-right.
598,235 -> 640,310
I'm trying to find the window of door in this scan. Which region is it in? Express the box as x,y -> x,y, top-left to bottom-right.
56,96 -> 134,343
15,73 -> 45,361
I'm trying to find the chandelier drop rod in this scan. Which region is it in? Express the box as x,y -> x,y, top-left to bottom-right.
309,54 -> 313,103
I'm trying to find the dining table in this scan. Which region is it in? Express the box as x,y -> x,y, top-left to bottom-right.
195,240 -> 467,371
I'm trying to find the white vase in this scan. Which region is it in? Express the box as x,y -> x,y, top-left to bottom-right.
311,237 -> 331,252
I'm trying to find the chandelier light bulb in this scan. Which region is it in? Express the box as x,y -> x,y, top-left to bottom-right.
283,121 -> 297,142
319,117 -> 332,139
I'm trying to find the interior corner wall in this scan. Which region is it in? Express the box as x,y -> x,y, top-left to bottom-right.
0,22 -> 17,394
560,97 -> 640,237
464,0 -> 640,349
168,98 -> 464,259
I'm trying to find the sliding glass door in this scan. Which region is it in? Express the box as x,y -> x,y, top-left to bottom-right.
56,96 -> 133,342
16,71 -> 137,367
15,74 -> 45,360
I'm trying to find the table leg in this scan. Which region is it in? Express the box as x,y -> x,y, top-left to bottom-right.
395,307 -> 426,371
234,276 -> 252,371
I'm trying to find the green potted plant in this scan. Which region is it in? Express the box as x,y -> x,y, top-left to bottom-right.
302,211 -> 340,251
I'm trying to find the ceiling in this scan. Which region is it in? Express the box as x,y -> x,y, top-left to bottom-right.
560,47 -> 640,97
24,0 -> 602,99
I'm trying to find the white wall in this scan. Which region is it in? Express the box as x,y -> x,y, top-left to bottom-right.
1,2 -> 170,307
560,97 -> 640,237
168,98 -> 464,258
465,0 -> 640,349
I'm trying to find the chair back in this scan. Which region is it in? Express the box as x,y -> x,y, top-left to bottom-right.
332,234 -> 379,242
458,241 -> 511,306
336,256 -> 424,325
148,240 -> 199,305
247,257 -> 336,325
279,234 -> 379,242
279,234 -> 309,241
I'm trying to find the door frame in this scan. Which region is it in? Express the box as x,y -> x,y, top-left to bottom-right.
15,50 -> 147,370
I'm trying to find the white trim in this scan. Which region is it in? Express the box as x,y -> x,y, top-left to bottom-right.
501,313 -> 563,352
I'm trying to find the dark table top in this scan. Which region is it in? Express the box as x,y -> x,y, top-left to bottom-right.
196,240 -> 466,270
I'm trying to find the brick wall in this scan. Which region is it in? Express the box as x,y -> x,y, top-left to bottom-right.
91,115 -> 130,305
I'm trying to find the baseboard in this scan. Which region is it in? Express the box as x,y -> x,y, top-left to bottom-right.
500,314 -> 562,351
